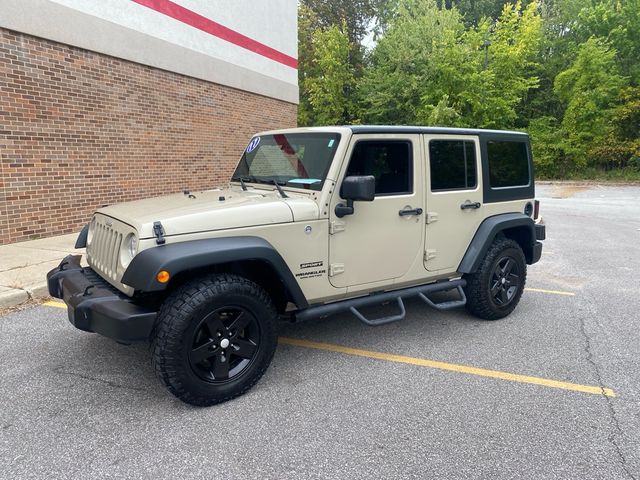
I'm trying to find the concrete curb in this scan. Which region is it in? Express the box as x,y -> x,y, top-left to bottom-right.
0,289 -> 30,309
0,232 -> 80,312
0,282 -> 50,310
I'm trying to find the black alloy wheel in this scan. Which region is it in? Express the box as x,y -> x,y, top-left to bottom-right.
489,256 -> 521,307
151,274 -> 278,406
464,237 -> 527,320
189,306 -> 260,383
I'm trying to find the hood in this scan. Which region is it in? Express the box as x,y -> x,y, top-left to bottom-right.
97,187 -> 319,238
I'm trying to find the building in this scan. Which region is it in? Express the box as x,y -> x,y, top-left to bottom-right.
0,0 -> 298,244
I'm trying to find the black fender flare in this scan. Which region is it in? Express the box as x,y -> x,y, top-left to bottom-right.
458,213 -> 537,274
75,223 -> 89,248
121,236 -> 308,308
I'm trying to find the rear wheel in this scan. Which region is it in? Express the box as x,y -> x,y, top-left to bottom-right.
151,274 -> 277,406
464,237 -> 527,320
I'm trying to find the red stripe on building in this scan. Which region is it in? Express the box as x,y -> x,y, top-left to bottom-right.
132,0 -> 298,69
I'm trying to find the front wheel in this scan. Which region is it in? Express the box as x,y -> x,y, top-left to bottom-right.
464,237 -> 527,320
151,274 -> 278,406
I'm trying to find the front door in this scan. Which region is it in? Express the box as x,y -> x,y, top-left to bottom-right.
329,135 -> 423,288
424,135 -> 483,271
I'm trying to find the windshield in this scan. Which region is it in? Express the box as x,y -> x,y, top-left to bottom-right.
232,132 -> 341,191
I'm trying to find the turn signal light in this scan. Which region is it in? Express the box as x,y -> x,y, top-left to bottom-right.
156,270 -> 170,283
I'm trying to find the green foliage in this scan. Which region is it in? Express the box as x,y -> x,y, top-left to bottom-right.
357,0 -> 466,124
578,0 -> 640,84
358,0 -> 541,129
591,87 -> 640,169
305,22 -> 356,125
298,0 -> 640,178
297,5 -> 319,126
301,0 -> 392,43
437,0 -> 531,26
528,116 -> 566,176
472,1 -> 542,127
554,38 -> 627,167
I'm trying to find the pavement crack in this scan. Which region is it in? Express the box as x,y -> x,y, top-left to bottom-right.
578,313 -> 636,480
53,366 -> 147,392
0,257 -> 59,273
0,263 -> 29,273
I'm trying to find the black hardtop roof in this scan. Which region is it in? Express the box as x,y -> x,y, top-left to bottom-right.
348,125 -> 528,138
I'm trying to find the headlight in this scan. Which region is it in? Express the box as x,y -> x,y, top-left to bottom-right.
87,218 -> 96,246
120,234 -> 138,268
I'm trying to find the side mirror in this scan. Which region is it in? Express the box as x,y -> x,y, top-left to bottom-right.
335,175 -> 375,218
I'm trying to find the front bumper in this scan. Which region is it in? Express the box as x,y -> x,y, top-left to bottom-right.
47,255 -> 156,342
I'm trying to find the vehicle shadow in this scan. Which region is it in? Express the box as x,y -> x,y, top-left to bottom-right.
38,295 -> 485,409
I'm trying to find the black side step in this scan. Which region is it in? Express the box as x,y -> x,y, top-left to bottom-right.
294,279 -> 467,327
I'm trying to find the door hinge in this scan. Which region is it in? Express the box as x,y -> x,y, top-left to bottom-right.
329,263 -> 345,276
329,220 -> 346,235
426,212 -> 439,224
424,249 -> 437,261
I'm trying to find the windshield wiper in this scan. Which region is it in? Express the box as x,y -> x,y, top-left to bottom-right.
270,179 -> 289,198
233,175 -> 288,198
231,175 -> 252,191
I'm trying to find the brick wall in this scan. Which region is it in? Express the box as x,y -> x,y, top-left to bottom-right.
0,28 -> 297,245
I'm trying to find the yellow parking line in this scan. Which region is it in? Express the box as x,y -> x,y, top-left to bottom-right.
279,337 -> 615,397
43,301 -> 67,309
525,287 -> 576,296
45,300 -> 607,396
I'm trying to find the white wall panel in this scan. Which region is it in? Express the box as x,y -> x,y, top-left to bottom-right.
0,0 -> 299,103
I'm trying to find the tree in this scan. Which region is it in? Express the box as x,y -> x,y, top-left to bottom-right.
304,22 -> 356,125
437,0 -> 531,26
358,0 -> 542,129
578,0 -> 640,84
301,0 -> 392,44
554,37 -> 628,167
517,0 -> 585,124
357,0 -> 466,124
298,5 -> 320,126
590,87 -> 640,170
296,0 -> 640,178
298,0 -> 392,125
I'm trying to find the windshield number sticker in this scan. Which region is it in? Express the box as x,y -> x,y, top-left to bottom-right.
328,139 -> 335,147
246,137 -> 261,153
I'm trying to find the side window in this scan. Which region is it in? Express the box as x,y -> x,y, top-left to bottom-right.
429,140 -> 477,191
345,141 -> 412,196
487,141 -> 530,188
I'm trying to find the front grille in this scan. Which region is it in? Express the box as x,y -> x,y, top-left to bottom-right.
89,218 -> 124,281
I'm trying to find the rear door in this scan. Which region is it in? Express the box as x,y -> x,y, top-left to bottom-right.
424,135 -> 483,271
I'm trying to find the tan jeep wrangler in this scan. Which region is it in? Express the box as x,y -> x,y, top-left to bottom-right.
48,126 -> 545,406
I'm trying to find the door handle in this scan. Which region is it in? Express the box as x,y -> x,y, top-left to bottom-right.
460,201 -> 481,210
399,207 -> 423,216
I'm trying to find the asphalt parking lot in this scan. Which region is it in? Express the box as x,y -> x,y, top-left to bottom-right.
1,184 -> 639,479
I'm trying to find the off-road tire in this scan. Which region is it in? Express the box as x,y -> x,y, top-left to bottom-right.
463,237 -> 527,320
150,274 -> 278,406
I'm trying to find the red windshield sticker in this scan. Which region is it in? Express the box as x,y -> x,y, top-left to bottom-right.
274,134 -> 307,177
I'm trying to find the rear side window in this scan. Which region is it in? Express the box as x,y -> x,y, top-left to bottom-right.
345,141 -> 413,196
429,140 -> 477,191
487,141 -> 530,188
